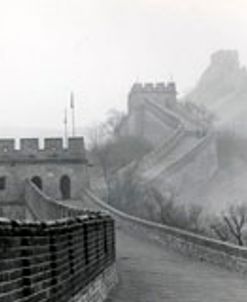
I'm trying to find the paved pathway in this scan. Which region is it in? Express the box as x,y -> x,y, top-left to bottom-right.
66,199 -> 247,302
107,226 -> 247,302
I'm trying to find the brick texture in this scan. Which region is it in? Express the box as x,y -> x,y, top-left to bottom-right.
0,192 -> 116,302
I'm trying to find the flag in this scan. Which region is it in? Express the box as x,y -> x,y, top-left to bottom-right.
70,92 -> 74,109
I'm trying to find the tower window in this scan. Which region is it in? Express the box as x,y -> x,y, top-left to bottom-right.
0,177 -> 6,190
31,176 -> 43,190
60,175 -> 71,200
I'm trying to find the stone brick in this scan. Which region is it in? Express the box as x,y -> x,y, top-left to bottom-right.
0,207 -> 117,302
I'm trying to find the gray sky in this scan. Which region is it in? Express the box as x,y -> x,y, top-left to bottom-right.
0,0 -> 247,137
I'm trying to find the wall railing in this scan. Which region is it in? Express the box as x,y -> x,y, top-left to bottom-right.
0,183 -> 116,302
84,189 -> 247,275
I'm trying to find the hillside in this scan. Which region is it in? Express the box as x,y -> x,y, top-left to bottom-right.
186,50 -> 247,128
184,50 -> 247,211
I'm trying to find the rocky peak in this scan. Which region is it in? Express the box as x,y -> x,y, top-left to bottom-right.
186,50 -> 247,121
210,50 -> 239,70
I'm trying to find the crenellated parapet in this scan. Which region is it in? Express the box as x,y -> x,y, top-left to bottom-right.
0,136 -> 89,204
122,80 -> 214,145
130,82 -> 177,94
127,82 -> 177,124
0,183 -> 117,302
0,137 -> 86,163
124,82 -> 179,143
118,81 -> 218,212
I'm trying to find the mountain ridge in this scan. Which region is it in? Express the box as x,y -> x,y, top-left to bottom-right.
185,50 -> 247,128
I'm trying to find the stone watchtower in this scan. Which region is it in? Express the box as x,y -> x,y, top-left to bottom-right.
120,82 -> 178,145
0,137 -> 89,207
128,82 -> 177,112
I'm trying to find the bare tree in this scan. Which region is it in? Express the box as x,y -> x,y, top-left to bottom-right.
102,109 -> 126,138
86,110 -> 125,149
88,110 -> 152,203
210,219 -> 231,242
210,203 -> 247,246
151,188 -> 203,232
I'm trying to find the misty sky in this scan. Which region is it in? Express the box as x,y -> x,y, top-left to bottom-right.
0,0 -> 247,137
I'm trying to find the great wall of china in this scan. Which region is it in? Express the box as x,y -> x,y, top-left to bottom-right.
1,82 -> 245,302
118,82 -> 218,205
0,181 -> 117,302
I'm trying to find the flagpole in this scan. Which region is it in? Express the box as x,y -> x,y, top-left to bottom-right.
70,91 -> 76,137
64,108 -> 68,147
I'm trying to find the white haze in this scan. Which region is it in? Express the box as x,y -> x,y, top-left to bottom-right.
0,0 -> 247,138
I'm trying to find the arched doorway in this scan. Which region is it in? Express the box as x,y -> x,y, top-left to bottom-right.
31,176 -> 43,190
60,175 -> 71,200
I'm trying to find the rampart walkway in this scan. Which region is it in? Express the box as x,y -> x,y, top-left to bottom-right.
67,198 -> 247,302
107,227 -> 247,302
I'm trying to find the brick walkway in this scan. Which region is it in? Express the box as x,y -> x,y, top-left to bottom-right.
66,198 -> 247,302
107,226 -> 247,302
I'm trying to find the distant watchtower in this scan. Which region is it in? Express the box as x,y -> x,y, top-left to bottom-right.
0,137 -> 89,207
119,82 -> 178,145
128,82 -> 177,111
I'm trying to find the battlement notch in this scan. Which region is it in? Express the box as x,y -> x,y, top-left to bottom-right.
0,137 -> 86,163
130,82 -> 177,94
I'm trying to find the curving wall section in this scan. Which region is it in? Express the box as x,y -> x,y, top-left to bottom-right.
136,125 -> 185,173
25,180 -> 92,221
84,189 -> 247,275
119,83 -> 218,205
147,132 -> 218,204
0,182 -> 117,302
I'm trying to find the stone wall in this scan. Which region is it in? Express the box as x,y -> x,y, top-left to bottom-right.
121,82 -> 179,146
0,137 -> 89,203
0,137 -> 86,160
140,100 -> 180,145
118,83 -> 218,206
84,189 -> 247,275
152,132 -> 218,204
136,125 -> 185,173
25,180 -> 91,220
122,100 -> 180,146
69,264 -> 117,302
128,82 -> 177,110
0,202 -> 25,220
0,187 -> 117,302
0,161 -> 89,203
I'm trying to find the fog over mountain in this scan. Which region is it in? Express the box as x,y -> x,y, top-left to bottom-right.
2,1 -> 247,137
180,50 -> 247,212
186,50 -> 247,131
